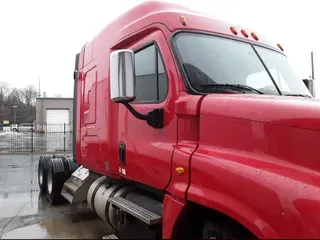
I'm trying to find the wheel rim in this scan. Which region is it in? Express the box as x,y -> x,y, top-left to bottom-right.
39,165 -> 43,185
203,222 -> 219,239
208,230 -> 217,239
47,169 -> 53,194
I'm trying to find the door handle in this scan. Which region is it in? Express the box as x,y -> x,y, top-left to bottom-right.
87,90 -> 91,106
119,141 -> 126,166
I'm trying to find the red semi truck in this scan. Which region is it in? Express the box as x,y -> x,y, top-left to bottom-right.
37,1 -> 319,239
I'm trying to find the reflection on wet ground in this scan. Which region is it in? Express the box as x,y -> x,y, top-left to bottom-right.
0,154 -> 112,239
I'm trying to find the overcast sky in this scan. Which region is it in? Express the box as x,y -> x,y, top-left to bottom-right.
0,0 -> 318,98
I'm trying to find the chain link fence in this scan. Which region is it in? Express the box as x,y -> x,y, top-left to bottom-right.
0,123 -> 72,153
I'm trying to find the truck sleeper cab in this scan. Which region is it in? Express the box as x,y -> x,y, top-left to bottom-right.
37,1 -> 320,239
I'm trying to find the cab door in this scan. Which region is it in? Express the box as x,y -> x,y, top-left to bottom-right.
117,30 -> 179,190
80,66 -> 99,170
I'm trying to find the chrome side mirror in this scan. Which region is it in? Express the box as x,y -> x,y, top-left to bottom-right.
110,49 -> 136,102
109,49 -> 164,129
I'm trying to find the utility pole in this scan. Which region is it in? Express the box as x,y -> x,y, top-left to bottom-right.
311,51 -> 316,97
13,105 -> 17,124
311,51 -> 315,80
38,77 -> 41,97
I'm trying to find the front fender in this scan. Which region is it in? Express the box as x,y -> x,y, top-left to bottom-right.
187,184 -> 278,238
188,146 -> 285,239
162,194 -> 186,239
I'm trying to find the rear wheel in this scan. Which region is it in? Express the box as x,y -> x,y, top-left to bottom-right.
38,155 -> 52,193
62,155 -> 78,174
53,154 -> 65,159
46,158 -> 69,204
58,155 -> 78,177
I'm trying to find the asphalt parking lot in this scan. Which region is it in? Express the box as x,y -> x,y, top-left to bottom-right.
0,154 -> 113,239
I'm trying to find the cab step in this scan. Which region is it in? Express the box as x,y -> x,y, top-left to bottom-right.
108,196 -> 162,225
61,166 -> 98,204
61,191 -> 73,203
64,182 -> 78,193
102,234 -> 118,239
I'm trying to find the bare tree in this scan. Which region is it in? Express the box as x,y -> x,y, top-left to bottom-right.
0,83 -> 38,124
0,81 -> 10,104
53,94 -> 63,98
21,85 -> 38,105
7,87 -> 22,106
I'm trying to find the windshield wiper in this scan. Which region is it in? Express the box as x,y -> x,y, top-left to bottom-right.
283,93 -> 312,98
200,83 -> 264,94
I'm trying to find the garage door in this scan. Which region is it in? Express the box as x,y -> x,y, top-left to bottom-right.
46,109 -> 69,132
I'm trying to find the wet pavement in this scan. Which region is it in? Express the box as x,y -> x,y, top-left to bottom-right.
0,154 -> 113,239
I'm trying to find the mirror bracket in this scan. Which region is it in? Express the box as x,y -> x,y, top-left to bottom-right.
122,103 -> 164,129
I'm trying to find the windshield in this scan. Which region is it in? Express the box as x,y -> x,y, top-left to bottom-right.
174,33 -> 311,96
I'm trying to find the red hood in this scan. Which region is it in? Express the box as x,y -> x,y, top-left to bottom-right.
200,94 -> 320,131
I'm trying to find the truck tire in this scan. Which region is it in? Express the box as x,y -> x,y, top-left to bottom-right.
202,219 -> 252,239
46,158 -> 68,204
38,155 -> 52,193
53,154 -> 65,159
61,156 -> 78,174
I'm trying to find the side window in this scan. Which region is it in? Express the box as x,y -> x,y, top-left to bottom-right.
83,68 -> 97,124
134,44 -> 168,103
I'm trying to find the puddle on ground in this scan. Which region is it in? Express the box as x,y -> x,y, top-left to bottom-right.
1,211 -> 113,239
0,154 -> 113,239
0,192 -> 90,219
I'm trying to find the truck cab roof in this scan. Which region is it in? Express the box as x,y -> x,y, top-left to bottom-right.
80,0 -> 278,68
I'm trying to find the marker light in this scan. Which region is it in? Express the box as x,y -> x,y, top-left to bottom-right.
241,29 -> 249,38
180,16 -> 187,26
230,26 -> 238,35
277,43 -> 284,51
175,167 -> 185,176
251,32 -> 259,41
